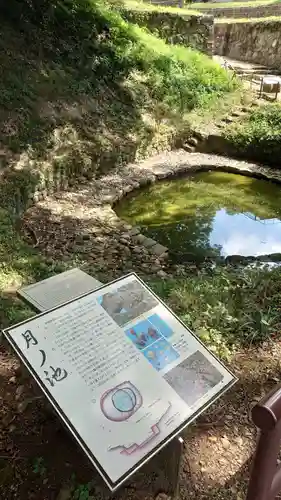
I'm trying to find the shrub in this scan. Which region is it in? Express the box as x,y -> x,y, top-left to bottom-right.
149,264 -> 281,358
224,103 -> 281,166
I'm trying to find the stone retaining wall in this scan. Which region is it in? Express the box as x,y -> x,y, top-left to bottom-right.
121,9 -> 214,55
143,1 -> 281,19
214,20 -> 281,69
199,3 -> 281,19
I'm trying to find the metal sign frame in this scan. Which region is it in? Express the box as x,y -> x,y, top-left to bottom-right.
3,272 -> 237,491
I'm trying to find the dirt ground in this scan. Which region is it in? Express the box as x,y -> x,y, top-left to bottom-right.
1,338 -> 281,500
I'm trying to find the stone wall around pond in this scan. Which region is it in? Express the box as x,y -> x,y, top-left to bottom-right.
5,149 -> 281,262
214,21 -> 281,70
121,9 -> 214,55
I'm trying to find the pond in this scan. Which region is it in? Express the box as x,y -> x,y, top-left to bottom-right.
115,171 -> 281,262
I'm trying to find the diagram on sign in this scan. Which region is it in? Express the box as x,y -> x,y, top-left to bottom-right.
100,382 -> 143,422
100,381 -> 172,456
107,400 -> 172,456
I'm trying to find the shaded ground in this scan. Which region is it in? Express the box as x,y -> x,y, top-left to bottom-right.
1,336 -> 281,500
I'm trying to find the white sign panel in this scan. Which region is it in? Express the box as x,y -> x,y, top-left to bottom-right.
3,273 -> 236,490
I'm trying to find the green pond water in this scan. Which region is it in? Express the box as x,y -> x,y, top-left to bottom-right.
115,171 -> 281,261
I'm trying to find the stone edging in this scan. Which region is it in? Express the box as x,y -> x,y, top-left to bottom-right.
82,150 -> 281,258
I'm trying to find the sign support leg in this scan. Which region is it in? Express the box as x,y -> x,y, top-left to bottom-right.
170,436 -> 184,499
160,436 -> 183,498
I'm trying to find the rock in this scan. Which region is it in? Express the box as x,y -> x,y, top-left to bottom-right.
122,223 -> 133,231
139,178 -> 149,187
155,494 -> 171,500
143,237 -> 157,249
9,376 -> 16,384
235,436 -> 243,447
208,435 -> 217,442
2,415 -> 12,427
75,237 -> 84,245
119,237 -> 130,245
122,246 -> 131,256
17,400 -> 29,413
15,385 -> 25,400
183,143 -> 194,153
56,485 -> 73,500
33,192 -> 40,203
128,227 -> 140,237
151,265 -> 162,273
221,436 -> 230,449
141,263 -> 150,270
132,233 -> 146,244
189,137 -> 199,147
133,246 -> 143,254
151,243 -> 168,257
157,270 -> 168,278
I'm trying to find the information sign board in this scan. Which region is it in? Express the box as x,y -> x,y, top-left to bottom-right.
18,268 -> 102,311
4,273 -> 236,491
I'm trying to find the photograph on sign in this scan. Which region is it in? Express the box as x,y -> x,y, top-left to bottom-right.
3,273 -> 236,491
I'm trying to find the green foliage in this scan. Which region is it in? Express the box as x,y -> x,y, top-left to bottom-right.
187,0 -> 278,9
32,457 -> 47,477
117,1 -> 200,16
73,482 -> 94,500
0,208 -> 66,327
224,104 -> 281,166
0,0 -> 239,181
149,264 -> 281,358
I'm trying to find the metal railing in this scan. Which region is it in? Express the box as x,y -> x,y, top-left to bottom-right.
247,384 -> 281,500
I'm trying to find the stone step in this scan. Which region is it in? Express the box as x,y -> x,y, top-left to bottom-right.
221,116 -> 235,124
238,68 -> 280,75
188,137 -> 199,147
193,131 -> 204,140
231,110 -> 246,117
183,144 -> 195,153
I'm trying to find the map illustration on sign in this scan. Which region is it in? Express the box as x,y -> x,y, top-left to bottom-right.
100,382 -> 143,421
107,400 -> 172,456
100,381 -> 172,456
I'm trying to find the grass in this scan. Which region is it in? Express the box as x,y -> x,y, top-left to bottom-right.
149,264 -> 281,358
0,208 -> 71,329
122,0 -> 201,16
223,103 -> 281,166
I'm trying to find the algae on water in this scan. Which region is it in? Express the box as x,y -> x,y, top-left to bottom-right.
115,171 -> 281,261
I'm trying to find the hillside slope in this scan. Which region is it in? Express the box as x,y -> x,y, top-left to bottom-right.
0,0 -> 238,189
